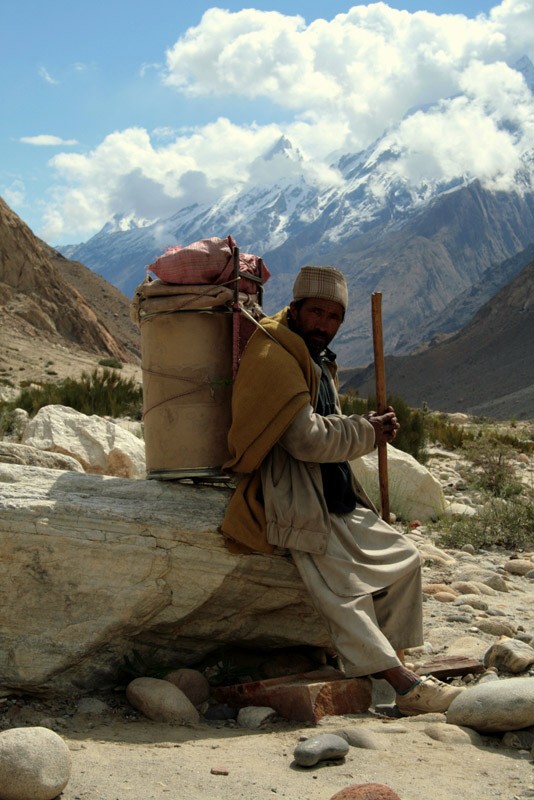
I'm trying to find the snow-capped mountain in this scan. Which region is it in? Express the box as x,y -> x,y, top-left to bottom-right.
516,54 -> 534,91
58,57 -> 534,367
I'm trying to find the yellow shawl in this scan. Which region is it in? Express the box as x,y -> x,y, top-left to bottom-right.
221,307 -> 318,553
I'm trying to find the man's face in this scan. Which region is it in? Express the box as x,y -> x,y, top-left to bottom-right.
289,298 -> 344,357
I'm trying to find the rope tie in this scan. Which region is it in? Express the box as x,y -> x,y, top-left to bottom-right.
142,367 -> 232,416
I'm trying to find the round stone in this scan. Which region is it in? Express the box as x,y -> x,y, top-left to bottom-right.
329,783 -> 401,799
293,733 -> 349,767
447,676 -> 534,732
126,677 -> 200,724
0,727 -> 72,800
163,668 -> 211,706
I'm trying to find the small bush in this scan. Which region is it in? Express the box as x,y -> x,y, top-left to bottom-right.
425,412 -> 468,450
0,407 -> 21,439
461,438 -> 524,499
435,495 -> 534,551
340,391 -> 428,462
10,368 -> 142,419
369,393 -> 427,463
98,357 -> 123,369
340,391 -> 368,416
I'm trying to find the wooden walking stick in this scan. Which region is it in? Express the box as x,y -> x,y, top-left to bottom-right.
371,292 -> 390,522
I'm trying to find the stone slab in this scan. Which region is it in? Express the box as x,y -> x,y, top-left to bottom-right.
213,668 -> 372,724
416,655 -> 484,679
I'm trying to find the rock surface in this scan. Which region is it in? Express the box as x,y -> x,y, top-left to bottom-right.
350,446 -> 445,521
446,676 -> 534,732
0,463 -> 328,693
0,726 -> 71,800
125,677 -> 200,724
483,636 -> 534,673
237,706 -> 277,729
163,668 -> 211,707
0,441 -> 84,472
329,783 -> 401,799
22,405 -> 145,478
293,733 -> 349,767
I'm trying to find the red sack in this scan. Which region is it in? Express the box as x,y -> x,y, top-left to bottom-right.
147,235 -> 270,294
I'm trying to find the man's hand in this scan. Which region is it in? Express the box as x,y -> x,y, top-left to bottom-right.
364,405 -> 400,446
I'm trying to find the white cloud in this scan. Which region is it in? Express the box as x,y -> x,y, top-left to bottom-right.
163,3 -> 532,150
38,66 -> 59,85
40,1 -> 534,242
21,135 -> 79,147
140,62 -> 162,77
2,180 -> 26,209
376,58 -> 534,192
151,126 -> 178,140
43,122 -> 295,240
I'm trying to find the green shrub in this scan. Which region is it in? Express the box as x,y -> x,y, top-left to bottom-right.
435,495 -> 534,551
340,391 -> 368,416
461,438 -> 524,499
0,407 -> 20,439
369,393 -> 427,463
98,357 -> 124,369
10,368 -> 142,419
340,391 -> 428,462
424,412 -> 468,450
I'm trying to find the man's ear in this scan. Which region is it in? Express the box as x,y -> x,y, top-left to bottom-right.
288,301 -> 297,319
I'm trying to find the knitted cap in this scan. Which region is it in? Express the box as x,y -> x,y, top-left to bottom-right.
293,265 -> 348,311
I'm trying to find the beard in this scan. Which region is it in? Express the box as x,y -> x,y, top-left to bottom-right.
288,313 -> 331,358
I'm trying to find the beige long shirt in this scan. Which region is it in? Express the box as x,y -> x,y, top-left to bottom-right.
261,360 -> 420,596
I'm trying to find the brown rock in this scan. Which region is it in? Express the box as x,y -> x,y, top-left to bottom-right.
483,636 -> 534,673
415,655 -> 484,679
329,783 -> 401,799
450,581 -> 482,595
163,668 -> 210,707
125,677 -> 200,725
476,619 -> 517,637
483,574 -> 509,592
213,668 -> 371,724
504,559 -> 534,576
0,442 -> 84,472
422,583 -> 456,596
433,591 -> 457,603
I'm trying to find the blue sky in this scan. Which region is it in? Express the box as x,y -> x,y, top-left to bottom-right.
1,0 -> 531,245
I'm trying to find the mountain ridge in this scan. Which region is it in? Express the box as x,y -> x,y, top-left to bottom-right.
339,252 -> 534,420
57,124 -> 534,367
0,197 -> 140,395
2,194 -> 533,420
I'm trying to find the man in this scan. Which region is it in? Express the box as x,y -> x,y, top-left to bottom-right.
221,265 -> 464,715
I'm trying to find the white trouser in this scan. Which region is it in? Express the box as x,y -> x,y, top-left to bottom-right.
291,548 -> 423,676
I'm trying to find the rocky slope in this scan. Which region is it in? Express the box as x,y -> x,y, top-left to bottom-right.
340,256 -> 534,420
58,170 -> 534,369
0,197 -> 140,395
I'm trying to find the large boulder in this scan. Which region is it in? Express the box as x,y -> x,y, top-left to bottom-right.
0,727 -> 71,800
0,441 -> 84,472
22,404 -> 145,478
125,677 -> 200,724
0,463 -> 328,694
350,445 -> 445,521
447,677 -> 534,732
